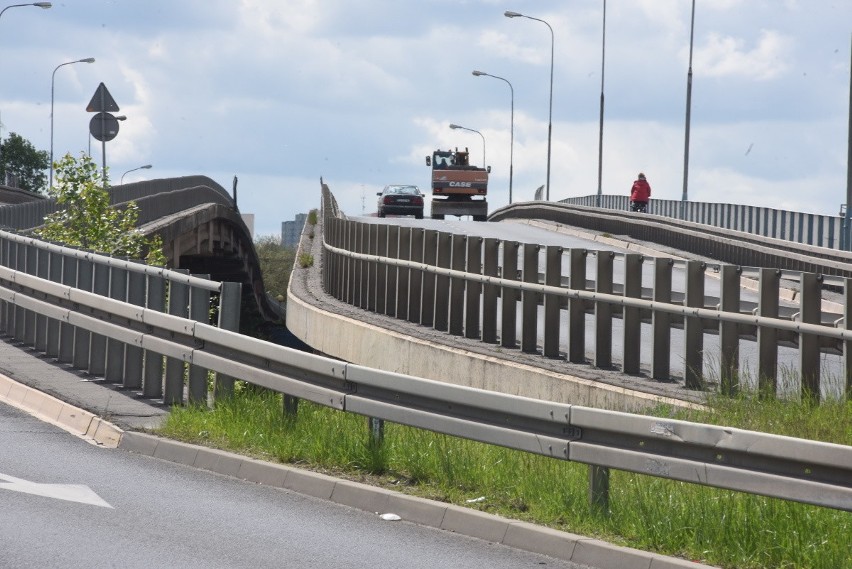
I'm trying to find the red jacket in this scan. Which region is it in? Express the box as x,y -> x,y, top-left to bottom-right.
630,179 -> 651,202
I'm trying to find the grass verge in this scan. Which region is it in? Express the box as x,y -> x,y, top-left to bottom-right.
158,389 -> 851,569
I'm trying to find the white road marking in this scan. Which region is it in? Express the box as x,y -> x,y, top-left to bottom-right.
0,472 -> 113,508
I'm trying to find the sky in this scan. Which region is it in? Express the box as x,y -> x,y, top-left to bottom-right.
0,0 -> 850,238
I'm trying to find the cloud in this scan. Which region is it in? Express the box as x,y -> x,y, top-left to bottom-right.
694,30 -> 791,80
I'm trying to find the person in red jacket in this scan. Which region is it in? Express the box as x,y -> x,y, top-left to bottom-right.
630,172 -> 651,212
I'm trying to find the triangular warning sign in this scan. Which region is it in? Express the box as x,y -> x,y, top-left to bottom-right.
86,82 -> 120,113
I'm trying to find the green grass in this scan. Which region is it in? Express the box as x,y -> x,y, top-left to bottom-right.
158,389 -> 851,569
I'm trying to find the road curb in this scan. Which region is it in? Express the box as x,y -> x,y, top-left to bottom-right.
0,372 -> 123,448
119,431 -> 718,569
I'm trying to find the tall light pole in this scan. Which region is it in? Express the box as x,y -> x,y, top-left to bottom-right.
120,163 -> 152,184
596,1 -> 606,208
50,56 -> 95,188
680,0 -> 696,220
449,123 -> 485,167
0,2 -> 51,21
472,70 -> 514,203
505,10 -> 553,201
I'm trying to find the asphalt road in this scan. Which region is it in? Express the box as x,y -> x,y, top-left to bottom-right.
0,401 -> 590,569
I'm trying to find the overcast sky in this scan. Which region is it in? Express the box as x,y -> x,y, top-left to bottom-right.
1,0 -> 850,237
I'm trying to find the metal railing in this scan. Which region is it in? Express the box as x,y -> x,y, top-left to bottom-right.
560,194 -> 847,251
320,186 -> 852,402
0,225 -> 850,512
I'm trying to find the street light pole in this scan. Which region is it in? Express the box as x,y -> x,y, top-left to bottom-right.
50,56 -> 95,188
472,70 -> 514,204
505,10 -> 553,201
596,0 -> 606,208
680,0 -> 696,220
449,123 -> 485,167
120,163 -> 152,184
0,2 -> 51,21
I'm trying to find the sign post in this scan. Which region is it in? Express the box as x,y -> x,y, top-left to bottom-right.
86,82 -> 120,188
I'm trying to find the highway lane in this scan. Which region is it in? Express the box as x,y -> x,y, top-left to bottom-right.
350,216 -> 845,399
0,402 -> 589,569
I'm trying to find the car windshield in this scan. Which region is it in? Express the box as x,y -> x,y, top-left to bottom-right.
384,185 -> 419,195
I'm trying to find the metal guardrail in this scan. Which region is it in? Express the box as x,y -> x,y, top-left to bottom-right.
560,194 -> 847,251
1,231 -> 850,512
320,185 -> 852,401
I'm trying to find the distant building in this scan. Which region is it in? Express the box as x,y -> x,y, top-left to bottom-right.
281,213 -> 308,248
241,213 -> 255,239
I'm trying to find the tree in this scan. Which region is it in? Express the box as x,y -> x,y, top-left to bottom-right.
35,152 -> 166,265
254,234 -> 296,301
0,132 -> 49,193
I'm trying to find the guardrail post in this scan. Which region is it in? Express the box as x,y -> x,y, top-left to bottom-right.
799,272 -> 821,400
354,222 -> 365,309
14,242 -> 27,342
397,227 -> 411,321
358,223 -> 370,310
283,394 -> 299,417
684,260 -> 705,389
214,281 -> 242,400
845,278 -> 852,400
346,221 -> 357,306
521,244 -> 540,354
448,234 -> 466,336
164,272 -> 189,405
434,232 -> 451,332
622,254 -> 643,374
88,262 -> 110,376
758,268 -> 780,394
116,265 -> 145,388
719,265 -> 741,395
143,273 -> 167,398
589,465 -> 610,512
375,224 -> 389,315
72,259 -> 93,370
385,225 -> 400,318
23,243 -> 37,347
44,249 -> 64,356
34,246 -> 50,352
568,249 -> 587,364
543,245 -> 562,358
368,416 -> 384,447
367,224 -> 378,312
651,258 -> 673,380
0,238 -> 9,334
408,228 -> 424,324
465,237 -> 482,339
188,275 -> 211,405
326,218 -> 340,298
105,262 -> 128,383
501,241 -> 520,349
420,230 -> 438,327
481,238 -> 499,344
594,251 -> 614,368
58,254 -> 78,363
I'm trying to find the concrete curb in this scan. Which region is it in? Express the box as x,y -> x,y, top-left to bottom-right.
0,372 -> 123,448
119,431 -> 718,569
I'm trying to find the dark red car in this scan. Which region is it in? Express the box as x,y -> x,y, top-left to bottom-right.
376,184 -> 424,219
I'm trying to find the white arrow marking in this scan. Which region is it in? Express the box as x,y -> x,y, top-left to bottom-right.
0,472 -> 113,508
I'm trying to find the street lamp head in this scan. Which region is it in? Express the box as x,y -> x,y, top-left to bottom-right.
504,11 -> 523,18
79,57 -> 95,63
472,70 -> 485,76
33,2 -> 52,8
140,164 -> 152,169
449,124 -> 461,130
